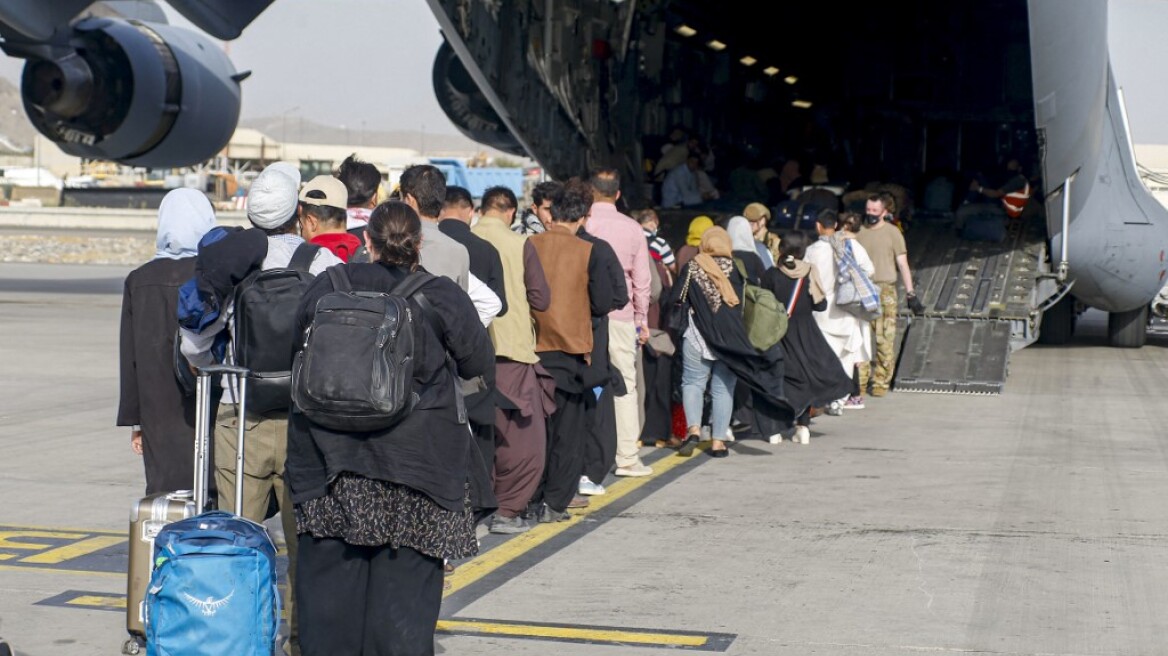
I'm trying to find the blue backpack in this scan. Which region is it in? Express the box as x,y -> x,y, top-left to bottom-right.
145,511 -> 280,656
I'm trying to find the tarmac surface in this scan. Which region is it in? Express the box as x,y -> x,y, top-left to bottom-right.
3,261 -> 1168,655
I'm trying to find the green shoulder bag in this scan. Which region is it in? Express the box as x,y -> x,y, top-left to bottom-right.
733,259 -> 788,351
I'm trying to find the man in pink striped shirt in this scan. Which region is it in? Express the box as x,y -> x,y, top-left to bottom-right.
586,168 -> 653,477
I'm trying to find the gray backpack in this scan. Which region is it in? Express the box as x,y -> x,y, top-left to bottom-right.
291,265 -> 436,432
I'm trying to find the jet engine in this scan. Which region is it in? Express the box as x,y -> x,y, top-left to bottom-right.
431,40 -> 525,157
18,17 -> 243,168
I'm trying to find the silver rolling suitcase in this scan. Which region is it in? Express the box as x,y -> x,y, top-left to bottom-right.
122,365 -> 240,655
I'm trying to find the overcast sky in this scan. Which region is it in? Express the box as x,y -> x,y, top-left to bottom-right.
0,1 -> 1164,141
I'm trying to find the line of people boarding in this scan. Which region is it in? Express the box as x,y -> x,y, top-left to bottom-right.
117,155 -> 914,654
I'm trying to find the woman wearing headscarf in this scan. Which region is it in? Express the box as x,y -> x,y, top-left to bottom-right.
671,228 -> 789,458
117,188 -> 218,494
726,215 -> 768,282
758,231 -> 854,444
675,214 -> 713,273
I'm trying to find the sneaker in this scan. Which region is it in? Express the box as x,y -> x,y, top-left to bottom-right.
567,495 -> 590,509
844,395 -> 865,410
614,462 -> 654,477
578,476 -> 607,496
825,400 -> 843,416
537,504 -> 571,523
699,426 -> 712,442
724,428 -> 736,442
489,514 -> 531,535
767,433 -> 782,445
795,425 -> 811,445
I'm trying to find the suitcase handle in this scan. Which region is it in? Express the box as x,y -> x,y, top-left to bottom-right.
197,364 -> 251,378
193,365 -> 252,515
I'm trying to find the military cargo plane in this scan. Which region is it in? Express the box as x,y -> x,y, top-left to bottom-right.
0,0 -> 1164,393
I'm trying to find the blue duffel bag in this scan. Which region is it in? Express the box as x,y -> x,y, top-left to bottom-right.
145,511 -> 281,656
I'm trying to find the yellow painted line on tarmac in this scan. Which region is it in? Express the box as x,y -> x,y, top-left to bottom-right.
444,446 -> 704,597
0,529 -> 87,551
20,536 -> 126,564
436,619 -> 708,647
0,523 -> 122,536
0,564 -> 122,578
0,554 -> 14,561
65,595 -> 126,610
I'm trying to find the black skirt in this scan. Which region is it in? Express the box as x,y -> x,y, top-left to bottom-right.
780,314 -> 855,412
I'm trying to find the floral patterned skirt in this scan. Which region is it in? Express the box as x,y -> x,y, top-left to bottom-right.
296,473 -> 477,561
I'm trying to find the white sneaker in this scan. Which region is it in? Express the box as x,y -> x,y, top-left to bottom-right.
699,426 -> 712,442
724,428 -> 736,442
795,426 -> 811,445
767,433 -> 782,445
578,476 -> 606,496
614,462 -> 653,477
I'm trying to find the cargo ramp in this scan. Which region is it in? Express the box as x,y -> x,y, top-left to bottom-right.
893,214 -> 1057,395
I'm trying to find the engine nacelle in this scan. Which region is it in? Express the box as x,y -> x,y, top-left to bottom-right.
432,40 -> 525,158
20,17 -> 242,168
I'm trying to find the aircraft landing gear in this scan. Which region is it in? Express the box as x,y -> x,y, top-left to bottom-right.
1108,305 -> 1148,348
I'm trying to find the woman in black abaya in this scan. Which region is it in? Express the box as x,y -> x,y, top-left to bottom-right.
758,231 -> 854,444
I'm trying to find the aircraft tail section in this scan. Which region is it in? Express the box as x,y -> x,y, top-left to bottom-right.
1030,0 -> 1168,314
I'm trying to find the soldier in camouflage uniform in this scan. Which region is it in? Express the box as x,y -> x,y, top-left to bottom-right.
744,202 -> 782,265
855,195 -> 923,396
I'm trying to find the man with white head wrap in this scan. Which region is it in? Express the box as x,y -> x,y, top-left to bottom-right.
118,188 -> 218,494
179,161 -> 339,656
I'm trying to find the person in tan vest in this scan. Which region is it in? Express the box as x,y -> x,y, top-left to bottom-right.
529,179 -> 621,522
471,186 -> 554,534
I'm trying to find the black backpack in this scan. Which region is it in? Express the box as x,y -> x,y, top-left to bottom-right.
231,242 -> 320,414
291,265 -> 441,432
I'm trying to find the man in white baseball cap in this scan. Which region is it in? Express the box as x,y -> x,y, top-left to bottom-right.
297,175 -> 363,262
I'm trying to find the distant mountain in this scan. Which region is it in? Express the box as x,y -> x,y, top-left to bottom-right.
239,116 -> 517,159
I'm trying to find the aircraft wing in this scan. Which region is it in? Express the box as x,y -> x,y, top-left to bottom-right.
162,0 -> 276,40
0,1 -> 97,41
0,0 -> 272,43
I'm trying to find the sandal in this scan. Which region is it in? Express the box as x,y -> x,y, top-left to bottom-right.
677,434 -> 700,457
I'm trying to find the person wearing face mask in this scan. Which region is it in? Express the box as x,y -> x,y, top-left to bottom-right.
855,194 -> 923,398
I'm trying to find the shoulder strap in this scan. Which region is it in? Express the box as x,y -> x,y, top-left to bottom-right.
733,257 -> 748,281
288,242 -> 321,272
677,265 -> 693,303
787,277 -> 804,317
390,270 -> 438,299
325,264 -> 351,292
391,271 -> 444,340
